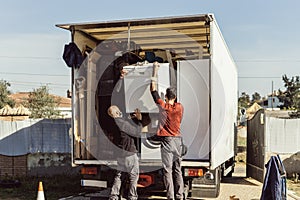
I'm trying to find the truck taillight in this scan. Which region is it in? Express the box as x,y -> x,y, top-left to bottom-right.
81,167 -> 97,175
137,174 -> 154,188
184,168 -> 203,177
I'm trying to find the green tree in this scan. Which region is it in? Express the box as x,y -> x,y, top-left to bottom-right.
0,80 -> 15,108
251,92 -> 261,104
238,92 -> 250,109
278,75 -> 300,110
25,86 -> 61,119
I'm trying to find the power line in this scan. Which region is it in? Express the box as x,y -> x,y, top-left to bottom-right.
235,59 -> 300,62
7,81 -> 69,93
10,81 -> 69,87
1,55 -> 300,63
1,71 -> 284,80
1,72 -> 69,77
238,76 -> 282,79
10,84 -> 69,90
0,56 -> 61,60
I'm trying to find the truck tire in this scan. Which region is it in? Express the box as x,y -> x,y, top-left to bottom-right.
209,167 -> 221,198
214,168 -> 221,197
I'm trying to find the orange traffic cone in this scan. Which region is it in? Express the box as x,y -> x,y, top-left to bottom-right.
37,181 -> 45,200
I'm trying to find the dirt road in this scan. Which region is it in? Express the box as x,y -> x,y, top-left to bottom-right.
196,162 -> 297,200
213,162 -> 262,200
61,162 -> 298,200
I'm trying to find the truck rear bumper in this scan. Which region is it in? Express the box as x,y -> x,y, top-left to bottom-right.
81,179 -> 107,188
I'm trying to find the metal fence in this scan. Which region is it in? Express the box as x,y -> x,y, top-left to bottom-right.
0,119 -> 71,156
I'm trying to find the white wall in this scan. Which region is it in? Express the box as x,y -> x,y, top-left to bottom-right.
265,117 -> 300,153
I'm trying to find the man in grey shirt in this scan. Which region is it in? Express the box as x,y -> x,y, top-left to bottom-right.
108,105 -> 150,200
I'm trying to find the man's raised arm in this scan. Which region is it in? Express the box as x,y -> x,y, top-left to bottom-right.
150,61 -> 159,92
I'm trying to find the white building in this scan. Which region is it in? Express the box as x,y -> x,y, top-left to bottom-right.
262,96 -> 284,109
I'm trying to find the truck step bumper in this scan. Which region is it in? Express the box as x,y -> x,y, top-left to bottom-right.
81,179 -> 107,188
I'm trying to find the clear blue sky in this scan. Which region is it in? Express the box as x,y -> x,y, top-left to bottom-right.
0,0 -> 299,98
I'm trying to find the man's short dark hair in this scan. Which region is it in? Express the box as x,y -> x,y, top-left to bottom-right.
166,87 -> 176,100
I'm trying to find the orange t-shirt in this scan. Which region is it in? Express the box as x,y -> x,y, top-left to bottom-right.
151,91 -> 183,137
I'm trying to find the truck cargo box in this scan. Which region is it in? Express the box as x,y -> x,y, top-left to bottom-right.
57,13 -> 238,198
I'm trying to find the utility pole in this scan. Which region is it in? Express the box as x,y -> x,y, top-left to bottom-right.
271,81 -> 274,110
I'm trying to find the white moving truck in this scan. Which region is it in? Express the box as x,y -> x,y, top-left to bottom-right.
57,14 -> 238,198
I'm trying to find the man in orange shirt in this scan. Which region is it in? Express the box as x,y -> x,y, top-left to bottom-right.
150,62 -> 184,200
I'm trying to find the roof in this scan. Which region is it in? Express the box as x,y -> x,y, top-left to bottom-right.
247,102 -> 262,114
8,92 -> 71,108
0,105 -> 31,116
56,14 -> 213,58
246,102 -> 263,120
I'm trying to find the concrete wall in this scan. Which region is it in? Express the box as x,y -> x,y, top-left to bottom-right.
0,153 -> 80,178
27,153 -> 80,177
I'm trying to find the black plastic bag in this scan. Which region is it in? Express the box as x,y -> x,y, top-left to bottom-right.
62,42 -> 84,68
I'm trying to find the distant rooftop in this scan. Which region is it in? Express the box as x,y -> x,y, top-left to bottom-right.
8,92 -> 71,108
0,104 -> 31,116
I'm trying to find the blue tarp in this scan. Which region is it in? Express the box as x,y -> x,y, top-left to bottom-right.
0,119 -> 71,156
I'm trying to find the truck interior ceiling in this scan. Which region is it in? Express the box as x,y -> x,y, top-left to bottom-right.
56,14 -> 211,59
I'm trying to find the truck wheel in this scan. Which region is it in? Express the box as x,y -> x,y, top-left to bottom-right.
214,168 -> 221,197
